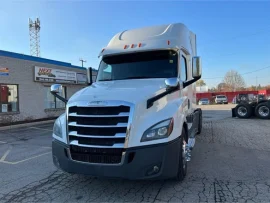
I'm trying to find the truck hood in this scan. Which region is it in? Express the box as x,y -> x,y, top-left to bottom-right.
68,79 -> 167,104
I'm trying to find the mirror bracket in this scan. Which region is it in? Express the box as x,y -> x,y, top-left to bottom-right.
51,92 -> 68,104
165,78 -> 180,90
87,67 -> 93,85
183,76 -> 201,88
50,84 -> 68,104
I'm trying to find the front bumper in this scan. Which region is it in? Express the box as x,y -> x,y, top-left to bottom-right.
52,137 -> 181,180
216,101 -> 228,104
199,102 -> 209,105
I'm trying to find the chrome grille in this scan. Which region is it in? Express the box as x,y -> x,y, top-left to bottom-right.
67,101 -> 132,164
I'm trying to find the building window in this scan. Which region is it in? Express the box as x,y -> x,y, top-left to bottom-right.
44,86 -> 66,109
0,84 -> 19,113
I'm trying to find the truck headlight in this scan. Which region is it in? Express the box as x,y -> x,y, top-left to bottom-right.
53,118 -> 62,138
141,118 -> 174,142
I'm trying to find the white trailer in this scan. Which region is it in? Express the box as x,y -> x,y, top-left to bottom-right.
50,23 -> 202,181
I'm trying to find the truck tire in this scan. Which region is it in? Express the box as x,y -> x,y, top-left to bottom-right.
176,128 -> 187,181
255,102 -> 270,119
197,109 -> 202,135
235,103 -> 252,119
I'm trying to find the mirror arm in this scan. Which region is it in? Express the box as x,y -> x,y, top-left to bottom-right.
51,92 -> 68,104
147,85 -> 179,109
183,76 -> 201,88
87,67 -> 93,86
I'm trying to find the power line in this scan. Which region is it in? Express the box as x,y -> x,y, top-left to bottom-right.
199,27 -> 270,64
202,65 -> 270,80
201,26 -> 270,47
240,65 -> 270,76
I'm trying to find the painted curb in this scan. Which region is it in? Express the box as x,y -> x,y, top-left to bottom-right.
0,120 -> 55,131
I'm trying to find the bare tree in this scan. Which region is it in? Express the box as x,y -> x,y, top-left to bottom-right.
196,79 -> 206,87
209,87 -> 217,92
223,70 -> 246,91
217,82 -> 227,91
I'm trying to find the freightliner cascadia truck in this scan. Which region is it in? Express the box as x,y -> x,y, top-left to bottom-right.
50,23 -> 202,181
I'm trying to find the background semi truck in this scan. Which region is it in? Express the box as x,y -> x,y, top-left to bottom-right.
232,93 -> 270,119
50,23 -> 203,180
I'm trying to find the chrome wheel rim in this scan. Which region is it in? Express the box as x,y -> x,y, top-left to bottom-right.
258,106 -> 269,117
182,140 -> 187,170
238,106 -> 247,116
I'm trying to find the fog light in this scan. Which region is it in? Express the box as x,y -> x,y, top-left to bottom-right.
153,166 -> 159,173
146,164 -> 161,176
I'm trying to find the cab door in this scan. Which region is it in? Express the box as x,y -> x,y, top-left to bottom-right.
179,50 -> 191,112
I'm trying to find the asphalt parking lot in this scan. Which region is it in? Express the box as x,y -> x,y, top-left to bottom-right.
1,104 -> 270,202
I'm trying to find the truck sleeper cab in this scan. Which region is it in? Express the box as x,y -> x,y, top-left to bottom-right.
51,23 -> 203,180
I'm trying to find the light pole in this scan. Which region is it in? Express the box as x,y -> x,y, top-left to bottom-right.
79,58 -> 87,68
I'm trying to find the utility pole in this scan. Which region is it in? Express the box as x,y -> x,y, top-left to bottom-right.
79,58 -> 86,68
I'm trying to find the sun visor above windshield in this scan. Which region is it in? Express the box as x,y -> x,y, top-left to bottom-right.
98,39 -> 181,58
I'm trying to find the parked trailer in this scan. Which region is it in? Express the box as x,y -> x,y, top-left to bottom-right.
232,94 -> 270,119
50,23 -> 203,181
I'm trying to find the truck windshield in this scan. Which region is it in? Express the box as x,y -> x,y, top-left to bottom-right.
217,96 -> 226,98
97,50 -> 178,81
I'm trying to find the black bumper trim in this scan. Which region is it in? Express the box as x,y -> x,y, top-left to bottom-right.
52,137 -> 181,180
232,108 -> 236,117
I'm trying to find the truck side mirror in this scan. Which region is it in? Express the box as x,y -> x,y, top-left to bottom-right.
50,84 -> 67,103
192,56 -> 202,79
87,67 -> 93,85
183,56 -> 202,88
51,84 -> 62,94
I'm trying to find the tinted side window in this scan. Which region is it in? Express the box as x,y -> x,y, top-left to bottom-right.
180,55 -> 187,81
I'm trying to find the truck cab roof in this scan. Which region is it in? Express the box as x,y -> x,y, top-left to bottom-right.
99,23 -> 196,58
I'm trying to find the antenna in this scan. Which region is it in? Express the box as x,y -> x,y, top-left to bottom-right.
29,17 -> 41,57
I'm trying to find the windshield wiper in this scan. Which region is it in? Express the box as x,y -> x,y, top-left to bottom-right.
118,76 -> 151,80
98,79 -> 113,81
99,76 -> 157,81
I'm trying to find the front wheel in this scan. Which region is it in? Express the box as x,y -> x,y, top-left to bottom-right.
255,102 -> 270,119
176,128 -> 187,181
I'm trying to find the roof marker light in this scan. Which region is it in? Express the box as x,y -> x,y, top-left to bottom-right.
124,45 -> 128,49
131,44 -> 135,48
138,43 -> 142,47
167,40 -> 170,45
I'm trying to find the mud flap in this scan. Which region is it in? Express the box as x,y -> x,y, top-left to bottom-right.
187,109 -> 200,138
232,108 -> 236,117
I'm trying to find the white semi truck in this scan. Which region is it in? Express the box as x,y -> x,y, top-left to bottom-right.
50,23 -> 202,181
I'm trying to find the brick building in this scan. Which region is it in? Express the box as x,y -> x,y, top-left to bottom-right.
0,50 -> 97,125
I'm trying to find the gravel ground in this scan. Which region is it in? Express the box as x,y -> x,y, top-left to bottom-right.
0,105 -> 270,203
